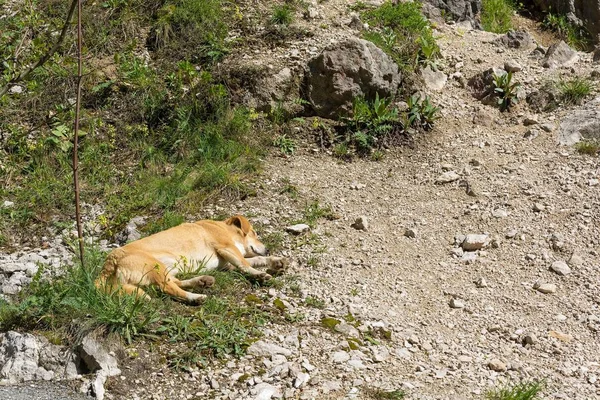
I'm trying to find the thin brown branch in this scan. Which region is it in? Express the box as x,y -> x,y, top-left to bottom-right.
73,0 -> 84,266
0,0 -> 78,98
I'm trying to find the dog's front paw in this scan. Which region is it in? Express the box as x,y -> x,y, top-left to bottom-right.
257,272 -> 272,282
268,257 -> 289,273
188,293 -> 207,305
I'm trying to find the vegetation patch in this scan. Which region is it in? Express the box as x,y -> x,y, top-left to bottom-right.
481,0 -> 515,34
486,380 -> 544,400
362,1 -> 439,72
0,245 -> 276,365
575,140 -> 600,156
493,71 -> 520,111
543,13 -> 591,51
558,77 -> 593,105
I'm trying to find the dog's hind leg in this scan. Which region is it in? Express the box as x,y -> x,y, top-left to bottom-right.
150,267 -> 207,304
215,246 -> 271,281
119,284 -> 151,301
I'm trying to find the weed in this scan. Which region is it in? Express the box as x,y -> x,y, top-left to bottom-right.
302,200 -> 336,227
575,141 -> 600,155
350,288 -> 359,296
271,5 -> 294,26
304,296 -> 325,309
558,77 -> 592,105
362,1 -> 437,71
406,94 -> 441,129
273,134 -> 296,155
280,179 -> 299,199
543,13 -> 591,51
481,0 -> 514,34
333,142 -> 350,159
260,232 -> 285,253
486,380 -> 543,400
306,255 -> 320,267
493,71 -> 520,111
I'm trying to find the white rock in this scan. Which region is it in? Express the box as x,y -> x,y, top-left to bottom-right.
332,351 -> 350,363
2,201 -> 14,208
285,224 -> 310,235
351,216 -> 369,231
247,341 -> 292,357
534,283 -> 557,294
449,298 -> 465,309
550,261 -> 571,276
461,234 -> 488,251
436,171 -> 460,184
254,383 -> 279,400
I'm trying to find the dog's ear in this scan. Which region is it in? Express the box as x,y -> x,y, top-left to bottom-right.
226,215 -> 251,235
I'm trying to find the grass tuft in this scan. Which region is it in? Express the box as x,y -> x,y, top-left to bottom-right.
559,77 -> 592,105
575,141 -> 600,156
270,4 -> 294,26
486,380 -> 544,400
481,0 -> 514,34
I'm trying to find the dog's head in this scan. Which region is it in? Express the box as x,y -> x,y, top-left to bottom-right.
226,215 -> 268,256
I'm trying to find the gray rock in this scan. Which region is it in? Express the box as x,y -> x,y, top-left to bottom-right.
347,359 -> 366,369
522,333 -> 537,346
305,38 -> 401,119
247,341 -> 292,357
542,41 -> 578,68
321,380 -> 343,393
494,30 -> 536,49
550,261 -> 571,275
530,0 -> 600,46
116,216 -> 146,244
468,67 -> 506,102
404,228 -> 417,238
449,298 -> 465,309
286,224 -> 310,235
475,277 -> 488,288
526,82 -> 560,112
534,282 -> 557,294
76,333 -> 120,377
568,253 -> 584,266
462,234 -> 488,251
334,322 -> 360,338
504,59 -> 522,72
533,203 -> 545,212
421,66 -> 447,91
371,346 -> 390,363
558,96 -> 600,145
348,12 -> 363,30
351,216 -> 369,232
436,171 -> 460,184
254,382 -> 280,400
422,0 -> 481,22
332,351 -> 350,363
488,358 -> 507,372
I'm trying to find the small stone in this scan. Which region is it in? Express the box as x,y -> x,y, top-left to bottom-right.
210,379 -> 220,390
524,129 -> 539,140
351,216 -> 368,231
403,228 -> 416,238
475,277 -> 488,288
247,341 -> 292,357
522,333 -> 537,346
347,359 -> 366,369
533,203 -> 545,212
523,117 -> 538,126
332,351 -> 350,363
8,85 -> 23,94
549,330 -> 573,342
488,359 -> 507,372
504,59 -> 522,72
436,171 -> 460,184
540,123 -> 554,132
372,346 -> 390,363
550,261 -> 571,276
568,253 -> 584,267
461,234 -> 488,251
422,65 -> 448,91
492,209 -> 508,218
449,298 -> 465,309
533,283 -> 557,294
2,200 -> 14,208
254,383 -> 279,400
435,369 -> 447,379
334,322 -> 359,338
286,224 -> 310,235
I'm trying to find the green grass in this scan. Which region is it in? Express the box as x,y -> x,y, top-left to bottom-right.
559,77 -> 592,105
270,4 -> 294,26
481,0 -> 514,33
301,200 -> 337,227
0,245 -> 273,364
362,1 -> 439,71
543,13 -> 591,51
486,380 -> 543,400
575,141 -> 600,155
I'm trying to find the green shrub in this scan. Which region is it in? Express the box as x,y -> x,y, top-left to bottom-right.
559,77 -> 592,105
543,13 -> 591,51
481,0 -> 514,33
270,4 -> 294,26
575,141 -> 599,155
362,1 -> 438,71
406,94 -> 440,129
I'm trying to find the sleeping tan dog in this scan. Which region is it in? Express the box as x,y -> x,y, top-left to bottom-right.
95,215 -> 287,304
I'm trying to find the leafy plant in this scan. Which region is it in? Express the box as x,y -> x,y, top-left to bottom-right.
575,141 -> 599,155
273,134 -> 296,155
270,5 -> 294,26
558,77 -> 592,105
481,0 -> 514,34
486,380 -> 543,400
407,94 -> 440,129
543,13 -> 591,51
493,71 -> 520,111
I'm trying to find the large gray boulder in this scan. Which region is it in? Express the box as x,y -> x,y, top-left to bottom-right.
423,0 -> 481,22
542,41 -> 578,68
531,0 -> 600,44
305,38 -> 402,119
0,331 -> 77,384
558,96 -> 600,145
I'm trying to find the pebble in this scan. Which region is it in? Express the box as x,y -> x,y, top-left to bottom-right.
436,171 -> 460,184
533,283 -> 557,294
285,224 -> 310,235
461,234 -> 488,251
488,359 -> 507,372
533,203 -> 545,212
449,298 -> 465,309
351,216 -> 368,231
332,351 -> 350,363
504,59 -> 522,72
550,261 -> 571,276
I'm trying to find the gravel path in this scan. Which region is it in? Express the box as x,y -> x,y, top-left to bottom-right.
0,382 -> 88,400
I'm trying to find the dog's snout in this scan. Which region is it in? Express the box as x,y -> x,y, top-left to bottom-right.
265,249 -> 271,256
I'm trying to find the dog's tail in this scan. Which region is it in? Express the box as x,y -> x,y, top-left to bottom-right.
95,248 -> 125,292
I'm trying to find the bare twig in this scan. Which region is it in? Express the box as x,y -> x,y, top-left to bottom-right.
73,0 -> 84,266
0,0 -> 78,98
